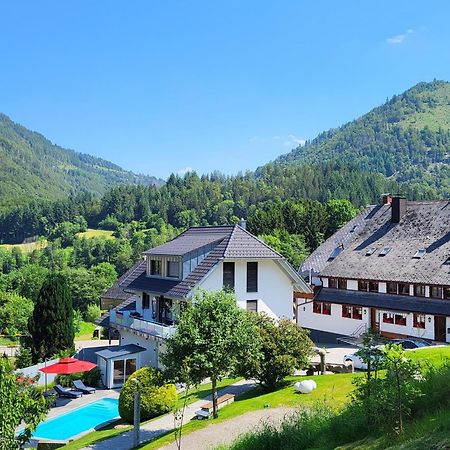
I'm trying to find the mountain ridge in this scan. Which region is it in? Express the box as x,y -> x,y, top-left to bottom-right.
0,113 -> 162,210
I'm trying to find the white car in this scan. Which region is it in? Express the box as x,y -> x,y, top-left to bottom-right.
343,346 -> 384,370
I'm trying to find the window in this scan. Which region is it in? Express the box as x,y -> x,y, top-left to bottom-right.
398,283 -> 409,296
369,281 -> 379,293
379,247 -> 391,256
328,278 -> 338,289
142,293 -> 150,309
366,247 -> 376,256
430,286 -> 443,299
387,282 -> 397,294
444,287 -> 450,300
328,246 -> 343,261
358,280 -> 368,291
246,262 -> 258,293
313,302 -> 331,315
167,260 -> 180,278
223,262 -> 235,290
413,314 -> 426,329
414,285 -> 426,297
394,314 -> 407,326
150,259 -> 162,276
342,305 -> 362,320
246,300 -> 258,313
383,312 -> 394,324
413,248 -> 426,259
338,279 -> 347,290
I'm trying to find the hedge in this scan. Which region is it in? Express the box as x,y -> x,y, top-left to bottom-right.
118,366 -> 177,423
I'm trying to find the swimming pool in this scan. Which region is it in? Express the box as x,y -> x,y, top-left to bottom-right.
32,398 -> 119,441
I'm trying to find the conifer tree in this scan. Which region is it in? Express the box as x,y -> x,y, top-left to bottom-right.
28,272 -> 74,363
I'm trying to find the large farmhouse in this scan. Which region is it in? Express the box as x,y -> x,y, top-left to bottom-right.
298,195 -> 450,343
98,223 -> 311,388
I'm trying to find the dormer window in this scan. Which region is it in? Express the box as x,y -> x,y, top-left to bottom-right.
328,246 -> 343,261
167,260 -> 180,278
379,247 -> 391,257
413,248 -> 426,259
150,260 -> 162,276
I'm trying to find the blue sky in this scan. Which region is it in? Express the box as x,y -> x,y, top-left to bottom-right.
1,1 -> 449,179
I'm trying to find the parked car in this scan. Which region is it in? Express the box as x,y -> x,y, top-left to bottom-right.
389,338 -> 431,350
343,346 -> 384,370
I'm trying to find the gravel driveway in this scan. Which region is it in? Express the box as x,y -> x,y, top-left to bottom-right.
159,407 -> 293,450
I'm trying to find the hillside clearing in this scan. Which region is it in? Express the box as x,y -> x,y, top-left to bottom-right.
76,229 -> 115,239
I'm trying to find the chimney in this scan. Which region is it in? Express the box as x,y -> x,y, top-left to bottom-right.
382,193 -> 392,205
391,195 -> 407,223
238,218 -> 247,230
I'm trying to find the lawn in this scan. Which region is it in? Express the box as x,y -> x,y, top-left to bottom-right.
139,373 -> 358,450
0,239 -> 47,253
62,378 -> 239,450
406,345 -> 450,367
77,229 -> 115,239
75,321 -> 97,340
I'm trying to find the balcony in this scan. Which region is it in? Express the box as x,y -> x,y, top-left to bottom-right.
110,310 -> 176,339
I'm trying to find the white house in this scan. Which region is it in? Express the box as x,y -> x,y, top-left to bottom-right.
298,195 -> 450,344
98,223 -> 311,388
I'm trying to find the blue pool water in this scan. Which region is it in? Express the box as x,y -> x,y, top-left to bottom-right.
32,398 -> 119,441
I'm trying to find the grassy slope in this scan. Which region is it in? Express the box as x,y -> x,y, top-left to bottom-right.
406,345 -> 450,367
0,240 -> 48,253
140,373 -> 358,450
62,378 -> 240,450
76,229 -> 115,240
75,321 -> 97,340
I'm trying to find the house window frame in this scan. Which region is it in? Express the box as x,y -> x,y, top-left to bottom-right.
246,300 -> 258,313
394,313 -> 407,326
142,292 -> 150,309
398,283 -> 410,296
342,304 -> 362,320
387,282 -> 398,294
358,280 -> 368,291
328,278 -> 338,289
167,260 -> 180,279
223,262 -> 235,290
150,259 -> 162,276
369,281 -> 379,293
430,286 -> 443,299
414,285 -> 426,297
338,278 -> 347,290
312,301 -> 332,315
413,313 -> 426,329
246,262 -> 258,293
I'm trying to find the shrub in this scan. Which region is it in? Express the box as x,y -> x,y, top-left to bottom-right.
55,368 -> 101,388
118,367 -> 177,423
15,346 -> 33,369
85,304 -> 101,323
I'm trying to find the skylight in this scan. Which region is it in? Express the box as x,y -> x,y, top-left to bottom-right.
379,247 -> 391,257
366,247 -> 376,256
413,248 -> 426,259
328,246 -> 343,261
444,257 -> 450,265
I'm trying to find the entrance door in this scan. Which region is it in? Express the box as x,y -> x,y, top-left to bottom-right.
434,316 -> 446,342
370,308 -> 379,332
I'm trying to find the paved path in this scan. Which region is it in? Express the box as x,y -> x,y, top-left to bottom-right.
83,379 -> 256,450
159,407 -> 293,450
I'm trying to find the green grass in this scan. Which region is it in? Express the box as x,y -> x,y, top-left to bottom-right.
75,321 -> 97,340
406,346 -> 450,367
139,373 -> 358,450
0,239 -> 47,253
62,378 -> 239,450
0,336 -> 17,346
77,229 -> 115,239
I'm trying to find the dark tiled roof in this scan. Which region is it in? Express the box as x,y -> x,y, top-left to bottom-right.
96,344 -> 146,360
101,264 -> 141,302
300,205 -> 378,276
316,288 -> 450,316
302,201 -> 450,286
143,226 -> 234,256
119,225 -> 287,298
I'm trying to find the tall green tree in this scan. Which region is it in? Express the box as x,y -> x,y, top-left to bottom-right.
0,358 -> 50,449
28,272 -> 74,363
162,290 -> 261,418
240,314 -> 313,389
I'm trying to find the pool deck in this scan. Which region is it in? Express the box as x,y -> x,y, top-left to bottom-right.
44,387 -> 120,422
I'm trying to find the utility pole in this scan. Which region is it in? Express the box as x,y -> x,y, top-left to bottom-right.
131,378 -> 141,447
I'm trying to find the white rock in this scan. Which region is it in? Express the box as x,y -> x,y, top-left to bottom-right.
294,380 -> 317,394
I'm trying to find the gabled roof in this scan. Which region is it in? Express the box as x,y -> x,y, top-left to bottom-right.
302,201 -> 450,286
119,225 -> 308,298
101,264 -> 139,302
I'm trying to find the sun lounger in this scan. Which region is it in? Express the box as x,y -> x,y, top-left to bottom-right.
73,379 -> 96,394
54,384 -> 83,398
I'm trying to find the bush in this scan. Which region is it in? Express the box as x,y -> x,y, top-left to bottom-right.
55,368 -> 101,388
118,367 -> 177,423
85,304 -> 101,323
15,346 -> 32,369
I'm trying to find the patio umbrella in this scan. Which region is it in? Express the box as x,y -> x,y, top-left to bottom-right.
40,357 -> 97,374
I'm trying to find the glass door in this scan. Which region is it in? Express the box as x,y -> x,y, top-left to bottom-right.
113,360 -> 125,386
125,358 -> 136,380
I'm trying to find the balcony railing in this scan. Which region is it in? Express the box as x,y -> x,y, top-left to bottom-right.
110,310 -> 176,339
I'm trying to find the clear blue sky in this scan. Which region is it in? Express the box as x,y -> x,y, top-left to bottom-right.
1,1 -> 449,179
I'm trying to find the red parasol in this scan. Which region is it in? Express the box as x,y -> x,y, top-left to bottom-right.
40,357 -> 97,374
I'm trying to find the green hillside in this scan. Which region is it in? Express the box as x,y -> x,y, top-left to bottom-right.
0,113 -> 161,210
275,80 -> 450,197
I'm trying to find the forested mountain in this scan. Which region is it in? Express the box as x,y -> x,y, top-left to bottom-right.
274,80 -> 450,198
0,113 -> 161,210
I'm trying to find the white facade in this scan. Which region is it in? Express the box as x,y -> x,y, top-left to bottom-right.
199,259 -> 295,320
